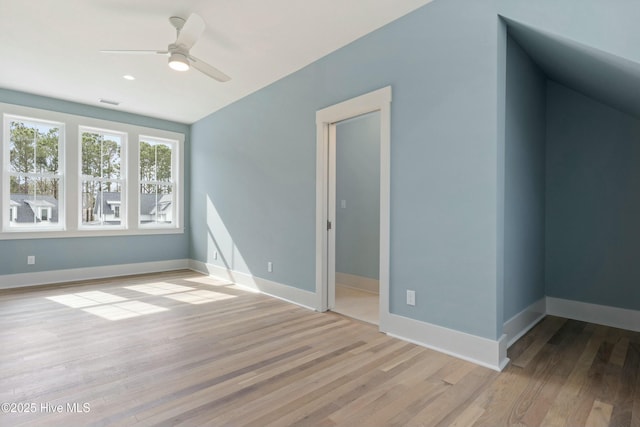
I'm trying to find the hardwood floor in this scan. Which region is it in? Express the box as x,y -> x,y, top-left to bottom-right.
1,270 -> 639,426
333,285 -> 379,325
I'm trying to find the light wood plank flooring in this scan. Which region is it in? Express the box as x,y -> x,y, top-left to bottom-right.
333,285 -> 379,325
1,270 -> 639,426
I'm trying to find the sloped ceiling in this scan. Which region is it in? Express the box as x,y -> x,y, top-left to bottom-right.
505,17 -> 640,119
0,0 -> 432,124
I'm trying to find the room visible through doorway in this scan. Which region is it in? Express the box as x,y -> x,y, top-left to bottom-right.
331,111 -> 381,325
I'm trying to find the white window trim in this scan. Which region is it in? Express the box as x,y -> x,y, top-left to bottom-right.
78,126 -> 127,231
2,113 -> 66,232
0,102 -> 184,240
138,135 -> 180,229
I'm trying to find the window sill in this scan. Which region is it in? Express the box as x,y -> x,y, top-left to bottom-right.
0,227 -> 184,240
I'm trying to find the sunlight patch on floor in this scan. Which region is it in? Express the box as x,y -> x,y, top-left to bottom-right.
125,283 -> 195,295
46,291 -> 127,308
46,281 -> 239,320
164,290 -> 237,305
83,301 -> 168,320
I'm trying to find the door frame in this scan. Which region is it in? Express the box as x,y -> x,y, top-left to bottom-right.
315,86 -> 391,331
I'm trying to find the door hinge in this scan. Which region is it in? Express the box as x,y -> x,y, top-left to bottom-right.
327,220 -> 332,230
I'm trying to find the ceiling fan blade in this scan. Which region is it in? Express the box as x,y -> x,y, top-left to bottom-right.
189,55 -> 231,82
176,13 -> 205,49
100,49 -> 169,55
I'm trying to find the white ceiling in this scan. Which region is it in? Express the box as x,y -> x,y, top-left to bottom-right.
0,0 -> 432,124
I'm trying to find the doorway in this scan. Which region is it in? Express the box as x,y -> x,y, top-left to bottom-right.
331,112 -> 381,324
315,86 -> 391,331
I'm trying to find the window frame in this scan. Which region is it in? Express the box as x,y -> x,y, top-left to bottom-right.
78,126 -> 127,230
138,135 -> 179,229
0,102 -> 184,240
2,114 -> 66,232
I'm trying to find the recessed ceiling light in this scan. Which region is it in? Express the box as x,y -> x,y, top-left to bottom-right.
123,75 -> 135,81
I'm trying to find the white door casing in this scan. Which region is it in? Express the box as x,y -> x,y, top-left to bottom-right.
315,86 -> 391,332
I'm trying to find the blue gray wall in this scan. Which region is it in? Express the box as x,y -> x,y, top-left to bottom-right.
6,0 -> 640,345
189,0 -> 640,340
498,0 -> 640,322
498,1 -> 640,66
191,0 -> 503,339
0,88 -> 190,275
545,82 -> 640,311
335,112 -> 380,281
183,0 -> 640,337
503,35 -> 547,322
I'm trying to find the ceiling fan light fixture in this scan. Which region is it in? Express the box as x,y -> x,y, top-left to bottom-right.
168,52 -> 189,71
101,13 -> 230,82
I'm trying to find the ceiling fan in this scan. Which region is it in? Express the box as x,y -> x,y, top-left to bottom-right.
101,13 -> 230,82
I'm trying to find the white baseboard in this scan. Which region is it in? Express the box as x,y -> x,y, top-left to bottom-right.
503,298 -> 546,348
190,262 -> 508,370
0,259 -> 190,290
1,257 -> 515,371
16,258 -> 637,372
384,313 -> 509,371
189,260 -> 317,310
335,272 -> 379,294
547,296 -> 640,333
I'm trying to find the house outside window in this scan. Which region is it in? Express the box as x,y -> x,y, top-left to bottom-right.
3,115 -> 64,230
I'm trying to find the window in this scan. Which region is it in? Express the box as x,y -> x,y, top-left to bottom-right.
1,104 -> 183,239
39,207 -> 50,221
4,115 -> 64,230
139,137 -> 176,227
80,128 -> 125,228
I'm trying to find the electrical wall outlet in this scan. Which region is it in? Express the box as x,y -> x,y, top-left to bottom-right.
27,255 -> 36,265
406,290 -> 416,306
213,251 -> 218,260
267,261 -> 273,273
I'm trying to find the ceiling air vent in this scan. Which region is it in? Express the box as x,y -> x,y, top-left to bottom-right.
99,98 -> 120,106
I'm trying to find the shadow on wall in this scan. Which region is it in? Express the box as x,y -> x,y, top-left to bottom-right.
190,122 -> 316,294
205,195 -> 251,284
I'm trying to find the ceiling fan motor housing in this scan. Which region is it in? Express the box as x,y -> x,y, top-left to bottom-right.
168,50 -> 190,71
